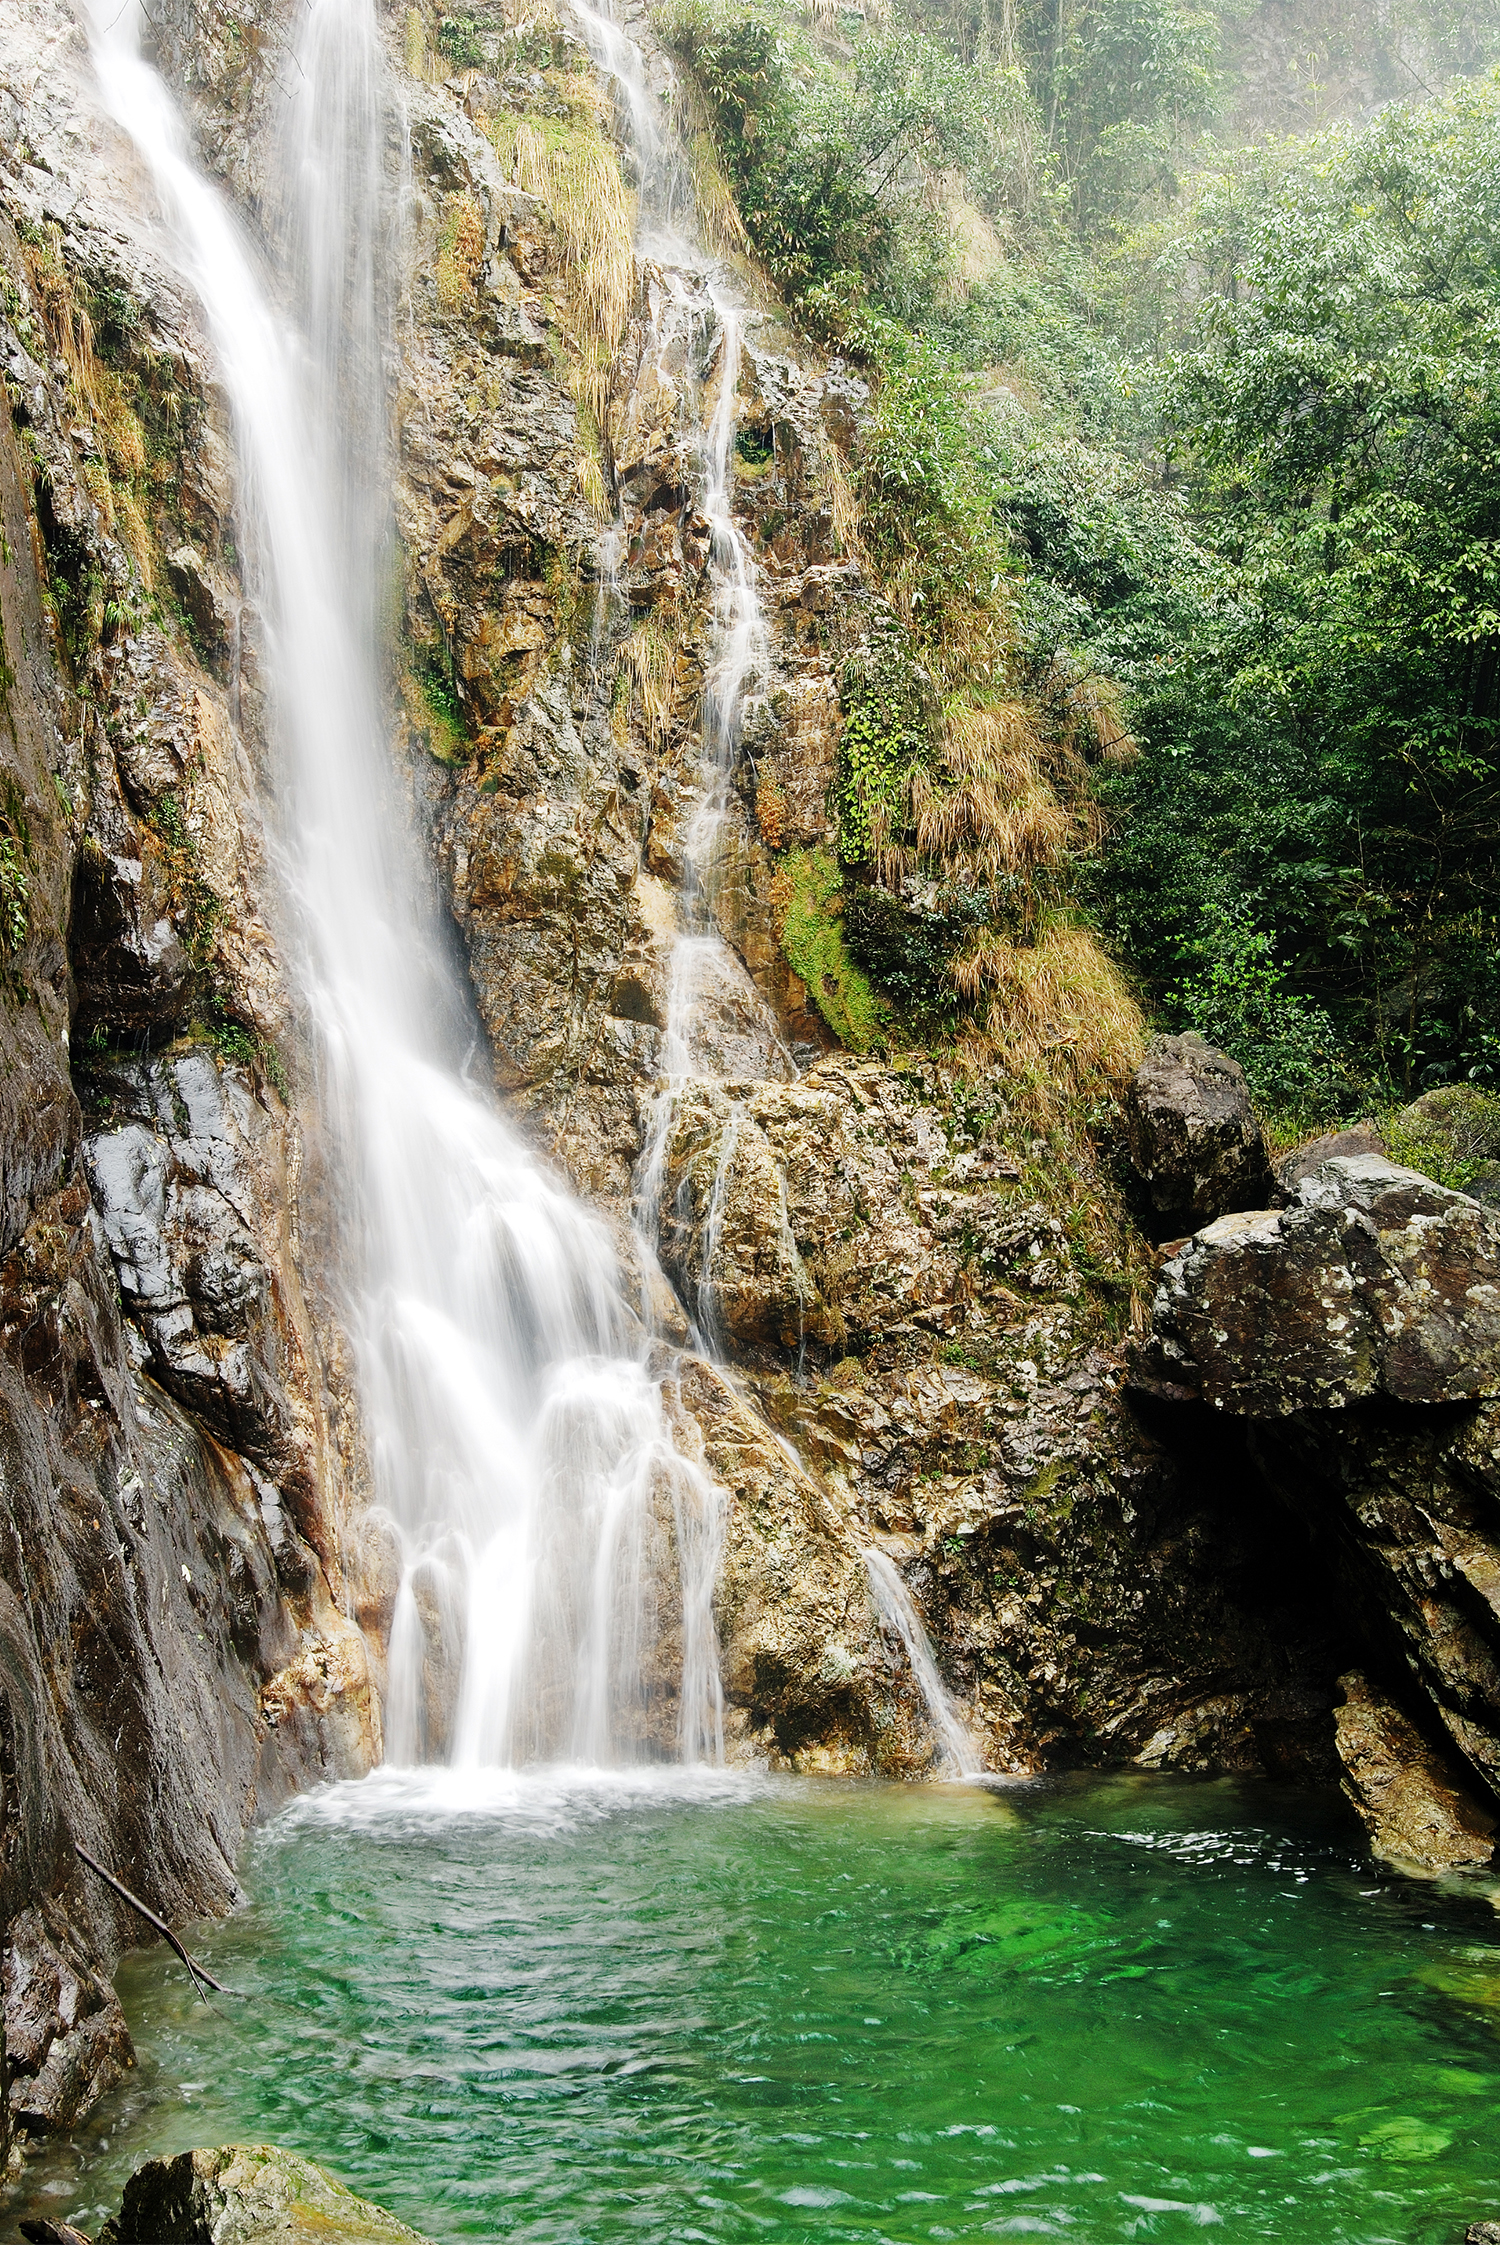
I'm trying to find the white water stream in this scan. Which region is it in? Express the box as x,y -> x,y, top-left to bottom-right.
571,4 -> 981,1775
863,1549 -> 983,1779
569,2 -> 794,1363
82,0 -> 724,1771
80,0 -> 975,1784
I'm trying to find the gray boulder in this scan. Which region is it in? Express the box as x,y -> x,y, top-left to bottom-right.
1124,1033 -> 1271,1236
1274,1121 -> 1385,1196
98,2144 -> 434,2244
1136,1155 -> 1500,1415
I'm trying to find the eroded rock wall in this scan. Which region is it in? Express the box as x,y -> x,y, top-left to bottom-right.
0,0 -> 379,2160
1132,1150 -> 1500,1866
390,10 -> 1341,1785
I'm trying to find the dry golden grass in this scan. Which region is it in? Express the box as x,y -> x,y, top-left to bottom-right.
1050,658 -> 1137,765
436,191 -> 486,312
486,89 -> 634,513
824,441 -> 862,558
902,700 -> 1072,899
575,410 -> 610,517
488,91 -> 635,431
404,6 -> 435,78
622,608 -> 678,746
952,918 -> 1145,1091
686,126 -> 751,257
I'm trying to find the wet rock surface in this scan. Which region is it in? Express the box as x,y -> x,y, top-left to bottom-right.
97,2144 -> 434,2244
0,1 -> 378,2156
1124,1032 -> 1272,1236
1334,1669 -> 1496,1873
384,34 -> 1357,1796
4,1903 -> 133,2136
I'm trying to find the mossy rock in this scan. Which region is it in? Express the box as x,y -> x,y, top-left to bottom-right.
1386,1085 -> 1500,1198
97,2144 -> 435,2244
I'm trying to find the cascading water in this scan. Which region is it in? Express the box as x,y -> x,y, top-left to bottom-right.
567,4 -> 794,1354
863,1549 -> 983,1779
569,4 -> 980,1769
82,0 -> 725,1771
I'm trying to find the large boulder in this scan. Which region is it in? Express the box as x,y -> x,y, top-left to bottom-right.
1137,1155 -> 1500,1415
1123,1033 -> 1271,1236
97,2145 -> 434,2244
1132,1155 -> 1500,1817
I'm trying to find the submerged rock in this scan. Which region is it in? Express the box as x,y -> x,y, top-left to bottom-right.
1334,1671 -> 1495,1873
1123,1033 -> 1271,1236
96,2144 -> 434,2244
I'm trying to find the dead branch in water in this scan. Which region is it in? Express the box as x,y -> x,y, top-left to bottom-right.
73,1841 -> 242,2001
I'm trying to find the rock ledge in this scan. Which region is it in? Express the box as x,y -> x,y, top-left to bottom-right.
92,2144 -> 434,2245
1135,1155 -> 1500,1414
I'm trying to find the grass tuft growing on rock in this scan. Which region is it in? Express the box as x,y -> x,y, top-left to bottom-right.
487,88 -> 635,432
951,918 -> 1145,1100
23,228 -> 156,592
435,192 -> 486,312
621,609 -> 679,748
897,698 -> 1074,903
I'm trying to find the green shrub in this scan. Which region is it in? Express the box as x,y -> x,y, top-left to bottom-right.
1385,1085 -> 1500,1194
1173,907 -> 1352,1125
0,832 -> 28,955
836,628 -> 931,865
435,12 -> 486,68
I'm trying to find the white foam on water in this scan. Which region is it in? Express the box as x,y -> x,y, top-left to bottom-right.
270,1760 -> 767,1841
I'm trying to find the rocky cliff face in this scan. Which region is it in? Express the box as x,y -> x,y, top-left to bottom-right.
0,0 -> 1487,2175
1132,1148 -> 1500,1870
386,2 -> 1341,1786
0,0 -> 380,2165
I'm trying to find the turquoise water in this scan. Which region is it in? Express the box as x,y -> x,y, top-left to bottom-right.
20,1770 -> 1500,2241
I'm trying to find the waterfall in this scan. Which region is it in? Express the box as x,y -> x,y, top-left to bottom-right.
566,4 -> 794,1362
863,1550 -> 983,1779
81,0 -> 725,1771
569,7 -> 978,1772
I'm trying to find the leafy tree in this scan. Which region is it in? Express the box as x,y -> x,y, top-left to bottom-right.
1019,0 -> 1219,234
1098,82 -> 1500,1097
658,0 -> 987,320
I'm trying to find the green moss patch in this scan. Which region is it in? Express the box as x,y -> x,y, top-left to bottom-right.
772,847 -> 884,1053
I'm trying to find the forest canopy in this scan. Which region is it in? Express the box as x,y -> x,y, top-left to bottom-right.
659,0 -> 1500,1122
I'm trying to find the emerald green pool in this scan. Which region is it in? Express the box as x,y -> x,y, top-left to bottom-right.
21,1771 -> 1500,2241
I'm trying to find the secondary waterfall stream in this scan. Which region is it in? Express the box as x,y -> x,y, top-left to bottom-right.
83,0 -> 725,1771
571,1 -> 979,1772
